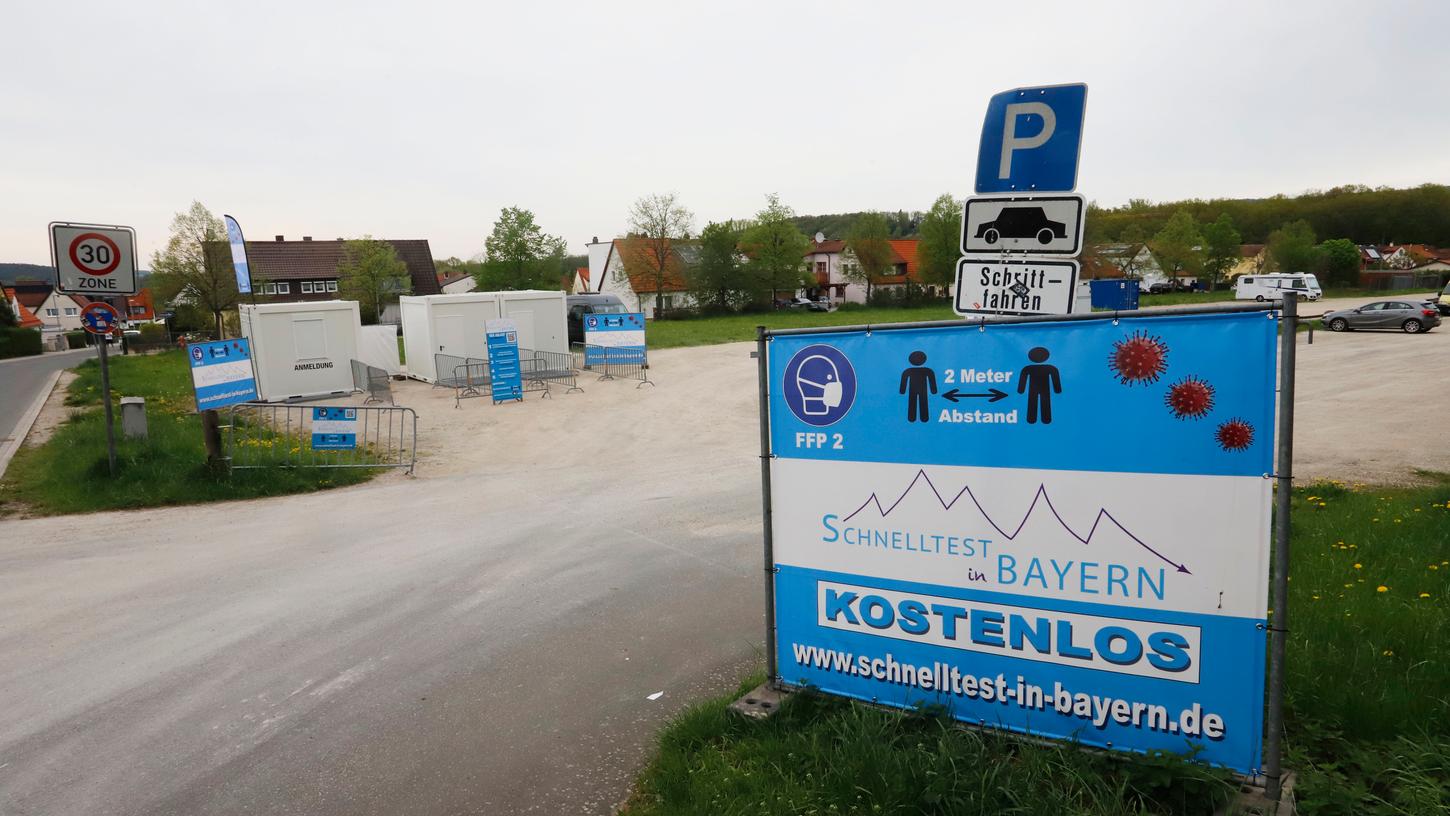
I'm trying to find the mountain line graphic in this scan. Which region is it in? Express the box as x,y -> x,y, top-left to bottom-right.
840,469 -> 1191,574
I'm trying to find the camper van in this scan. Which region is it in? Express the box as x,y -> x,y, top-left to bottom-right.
1235,273 -> 1322,302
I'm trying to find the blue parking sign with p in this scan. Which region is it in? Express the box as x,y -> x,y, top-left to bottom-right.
976,83 -> 1087,194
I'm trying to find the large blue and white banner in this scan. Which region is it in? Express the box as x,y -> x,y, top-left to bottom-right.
189,339 -> 258,411
583,312 -> 646,366
767,311 -> 1277,773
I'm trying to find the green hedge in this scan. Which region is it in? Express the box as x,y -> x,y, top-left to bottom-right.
0,327 -> 43,359
65,331 -> 89,349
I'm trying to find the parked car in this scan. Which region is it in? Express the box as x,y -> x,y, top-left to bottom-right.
974,206 -> 1067,245
566,293 -> 630,344
780,296 -> 832,312
1321,300 -> 1441,334
1435,281 -> 1450,316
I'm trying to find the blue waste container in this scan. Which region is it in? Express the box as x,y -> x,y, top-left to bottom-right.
1089,279 -> 1140,311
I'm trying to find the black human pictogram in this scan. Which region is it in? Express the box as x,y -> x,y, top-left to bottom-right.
899,350 -> 937,423
1017,346 -> 1061,424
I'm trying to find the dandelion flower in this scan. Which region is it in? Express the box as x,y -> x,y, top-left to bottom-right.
1376,585 -> 1388,593
1382,650 -> 1394,657
1318,502 -> 1327,508
1420,593 -> 1432,599
1354,563 -> 1362,569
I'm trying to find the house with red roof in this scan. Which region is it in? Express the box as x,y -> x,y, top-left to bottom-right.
803,236 -> 928,304
4,287 -> 46,330
598,238 -> 697,317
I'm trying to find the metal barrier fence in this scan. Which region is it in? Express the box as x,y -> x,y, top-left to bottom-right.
433,353 -> 488,389
350,359 -> 394,405
224,402 -> 417,474
521,348 -> 581,394
588,345 -> 653,387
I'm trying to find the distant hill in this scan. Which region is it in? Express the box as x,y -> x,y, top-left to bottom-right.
791,210 -> 922,240
1,262 -> 151,288
0,262 -> 55,285
1088,183 -> 1450,245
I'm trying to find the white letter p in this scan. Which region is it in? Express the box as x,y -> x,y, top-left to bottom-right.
998,101 -> 1056,180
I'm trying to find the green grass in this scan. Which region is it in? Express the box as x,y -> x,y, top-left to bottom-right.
628,479 -> 1450,815
645,288 -> 1420,350
647,304 -> 959,349
0,351 -> 374,516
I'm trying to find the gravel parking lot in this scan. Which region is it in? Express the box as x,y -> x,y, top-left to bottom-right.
0,302 -> 1444,815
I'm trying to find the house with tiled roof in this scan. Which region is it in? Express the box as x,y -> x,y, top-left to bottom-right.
1227,244 -> 1267,279
4,287 -> 45,330
570,266 -> 591,294
212,235 -> 442,305
440,271 -> 477,294
9,283 -> 90,334
803,237 -> 928,304
599,238 -> 697,317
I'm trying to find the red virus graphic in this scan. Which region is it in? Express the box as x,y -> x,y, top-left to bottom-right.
1164,376 -> 1215,419
1216,418 -> 1255,451
1108,331 -> 1169,385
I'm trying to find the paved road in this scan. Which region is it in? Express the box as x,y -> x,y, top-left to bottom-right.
0,348 -> 90,451
0,343 -> 765,815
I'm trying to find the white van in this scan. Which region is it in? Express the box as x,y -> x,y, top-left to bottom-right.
1235,273 -> 1322,302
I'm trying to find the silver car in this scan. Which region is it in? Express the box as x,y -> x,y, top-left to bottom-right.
1322,300 -> 1442,334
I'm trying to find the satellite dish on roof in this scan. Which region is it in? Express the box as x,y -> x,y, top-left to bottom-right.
814,231 -> 825,243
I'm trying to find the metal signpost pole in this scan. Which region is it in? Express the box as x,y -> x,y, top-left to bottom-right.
1264,292 -> 1297,803
756,326 -> 778,687
98,333 -> 117,476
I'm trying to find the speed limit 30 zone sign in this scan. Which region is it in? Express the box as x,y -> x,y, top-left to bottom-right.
50,222 -> 138,295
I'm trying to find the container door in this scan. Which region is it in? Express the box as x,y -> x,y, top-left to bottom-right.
436,314 -> 467,356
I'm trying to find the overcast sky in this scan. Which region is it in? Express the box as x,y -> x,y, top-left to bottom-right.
4,0 -> 1448,266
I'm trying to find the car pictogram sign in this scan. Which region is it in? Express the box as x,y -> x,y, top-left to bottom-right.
960,194 -> 1085,256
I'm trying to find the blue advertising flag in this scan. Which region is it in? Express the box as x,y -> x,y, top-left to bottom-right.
223,215 -> 252,295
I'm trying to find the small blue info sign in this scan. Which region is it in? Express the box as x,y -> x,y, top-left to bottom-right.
485,318 -> 523,403
188,339 -> 258,411
311,407 -> 358,450
766,311 -> 1278,773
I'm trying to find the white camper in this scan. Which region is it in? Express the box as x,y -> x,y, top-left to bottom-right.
239,301 -> 363,401
1235,273 -> 1322,302
399,290 -> 568,382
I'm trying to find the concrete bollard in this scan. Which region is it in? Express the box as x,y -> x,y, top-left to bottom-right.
120,397 -> 148,440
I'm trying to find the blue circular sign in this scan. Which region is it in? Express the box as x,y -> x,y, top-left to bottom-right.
782,343 -> 856,426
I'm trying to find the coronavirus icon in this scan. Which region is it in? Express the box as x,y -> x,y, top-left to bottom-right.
1108,331 -> 1169,385
1216,418 -> 1255,451
1164,376 -> 1215,419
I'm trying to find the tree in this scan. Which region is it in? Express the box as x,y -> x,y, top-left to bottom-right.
688,220 -> 749,312
0,293 -> 16,328
1265,220 -> 1319,274
740,194 -> 811,304
1200,213 -> 1242,291
150,201 -> 235,337
622,193 -> 693,316
1149,210 -> 1203,284
1318,238 -> 1362,287
478,207 -> 568,290
1114,224 -> 1150,280
844,212 -> 894,303
916,194 -> 962,292
337,237 -> 410,324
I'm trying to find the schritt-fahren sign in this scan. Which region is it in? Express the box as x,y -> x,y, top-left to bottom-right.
957,83 -> 1088,317
765,311 -> 1277,773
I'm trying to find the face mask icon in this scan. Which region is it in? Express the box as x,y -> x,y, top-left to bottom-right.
795,354 -> 843,415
